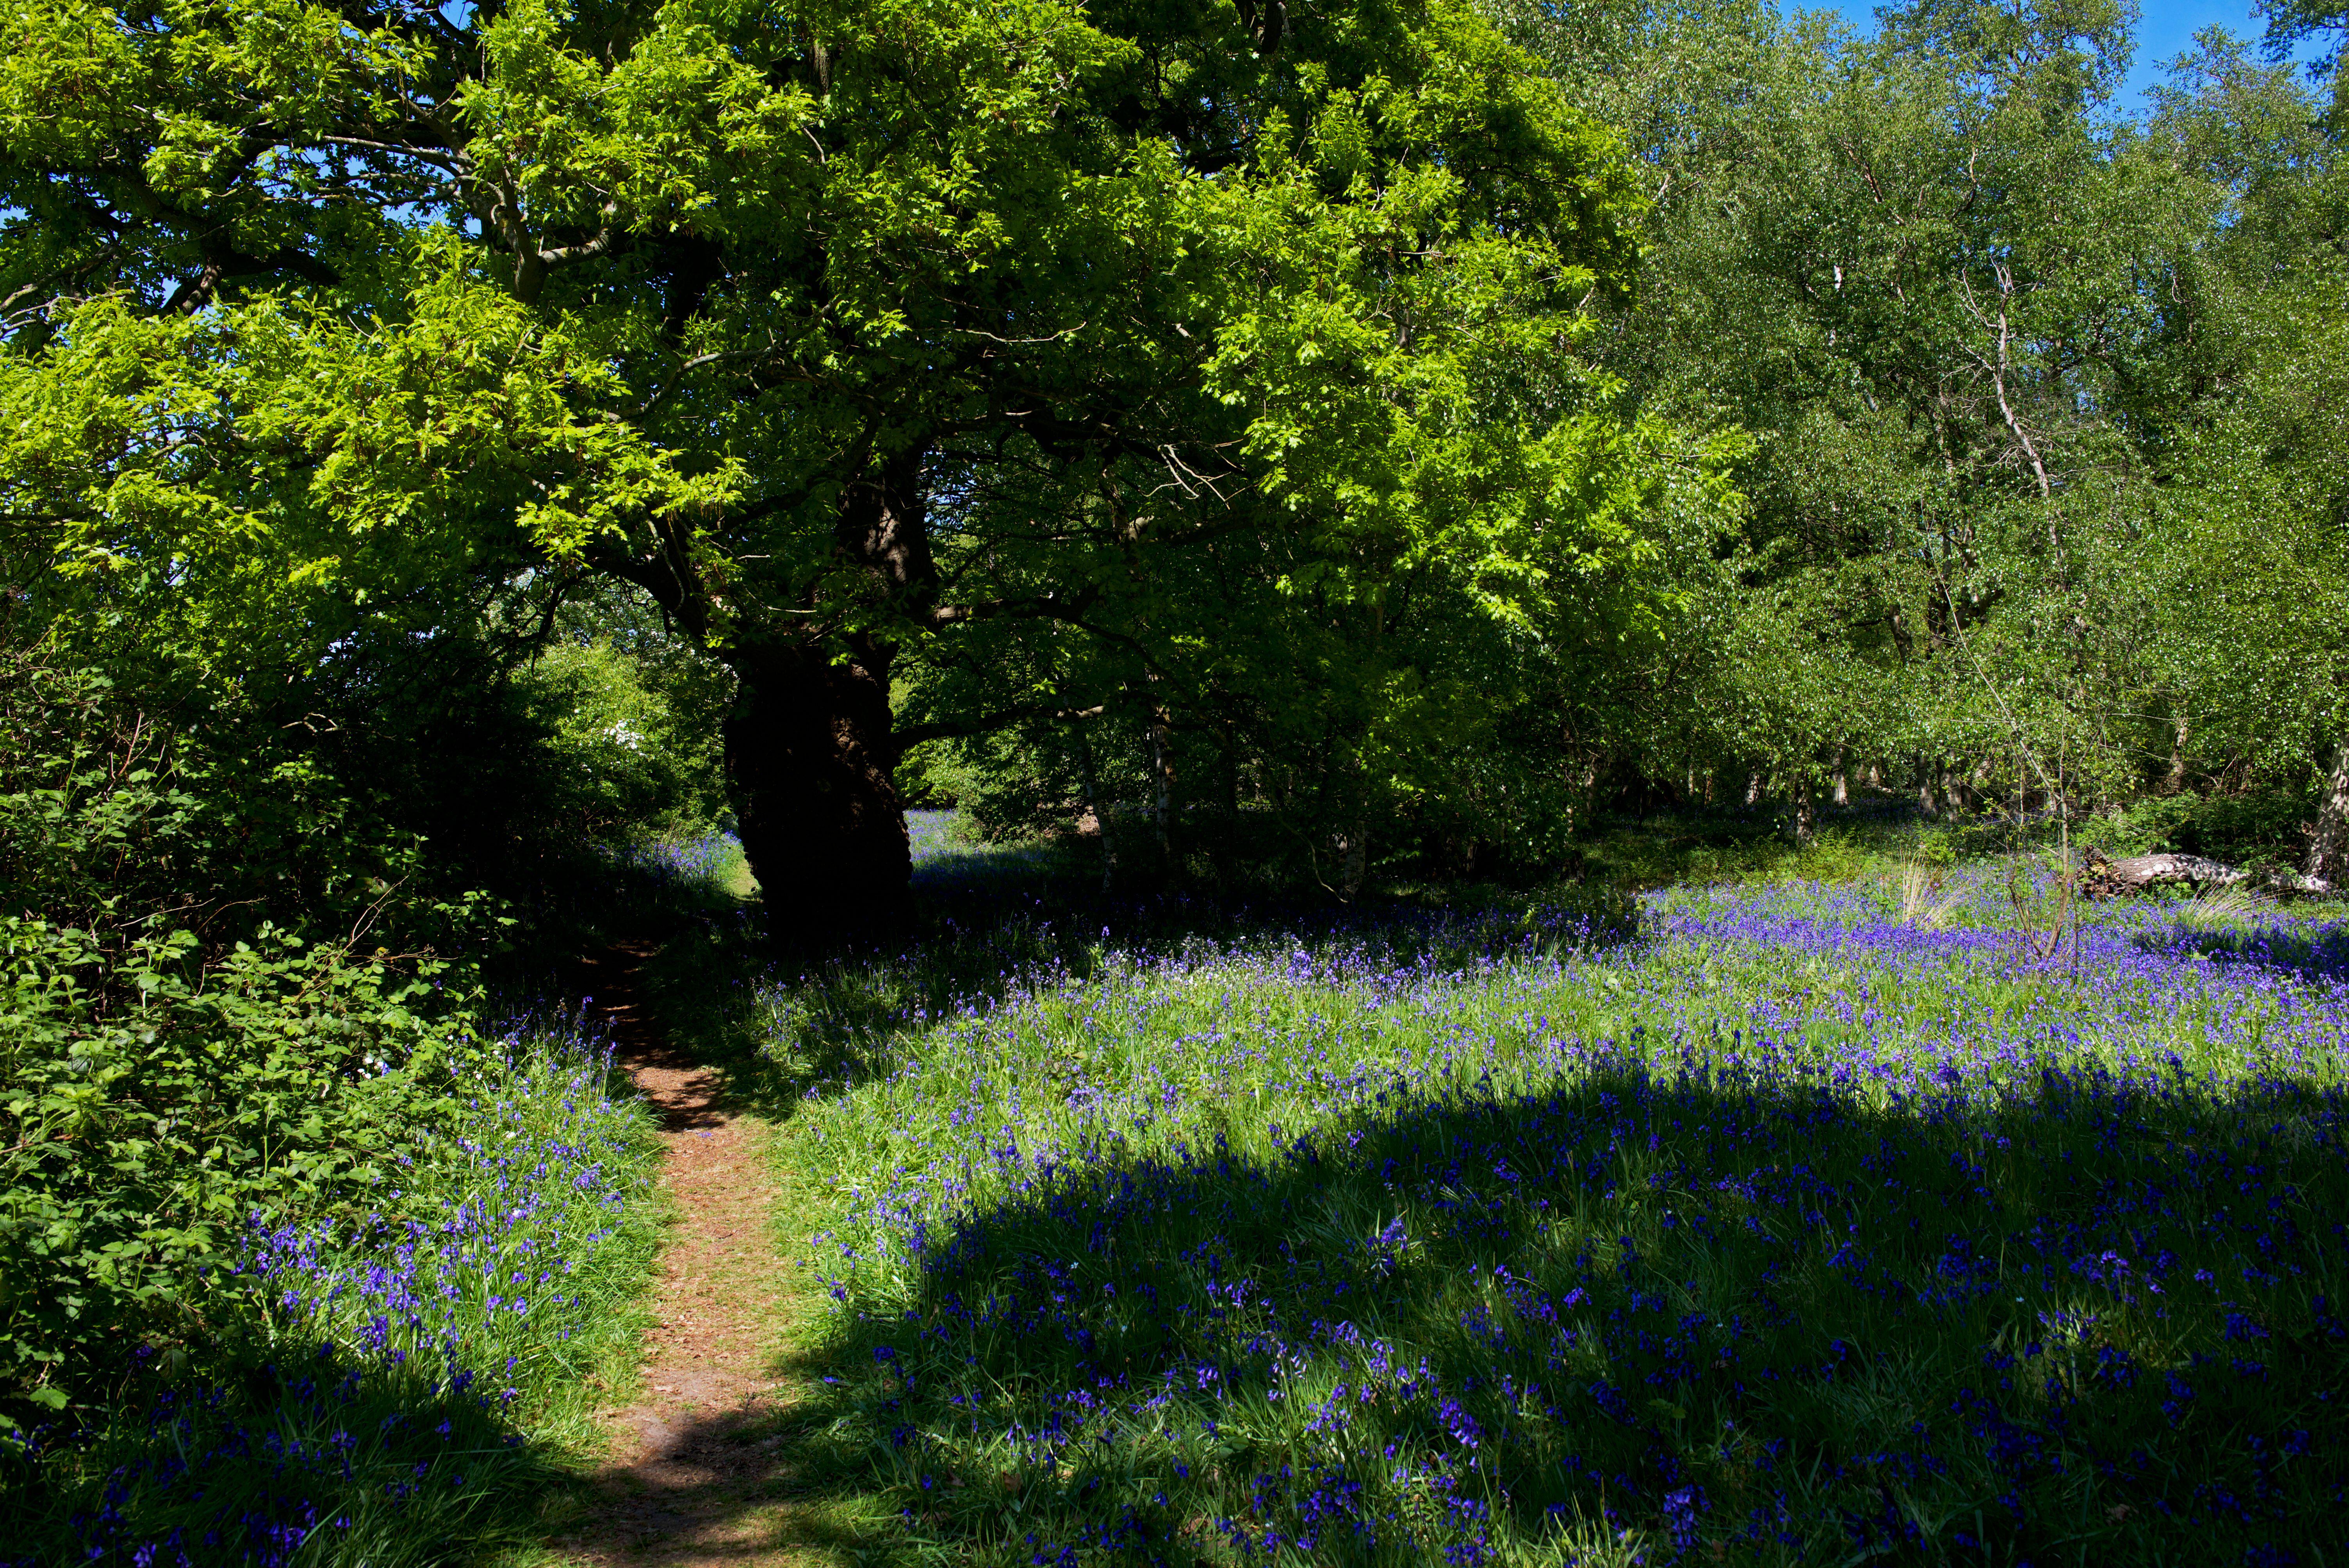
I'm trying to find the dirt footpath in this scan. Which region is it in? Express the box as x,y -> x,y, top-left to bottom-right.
556,946 -> 842,1567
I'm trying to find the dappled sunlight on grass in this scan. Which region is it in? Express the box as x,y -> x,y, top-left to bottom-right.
806,1062 -> 2344,1563
725,872 -> 2349,1563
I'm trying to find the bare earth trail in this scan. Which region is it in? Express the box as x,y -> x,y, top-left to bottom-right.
553,944 -> 846,1567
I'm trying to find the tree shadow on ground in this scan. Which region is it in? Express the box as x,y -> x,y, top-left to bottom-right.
4,1335 -> 586,1568
2138,918 -> 2349,985
600,821 -> 2349,1562
639,858 -> 1642,1128
690,1053 -> 2347,1566
541,1398 -> 909,1566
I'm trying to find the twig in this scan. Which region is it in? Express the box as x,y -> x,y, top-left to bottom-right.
0,1134 -> 74,1159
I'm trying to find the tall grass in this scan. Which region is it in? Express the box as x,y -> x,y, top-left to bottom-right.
729,873 -> 2349,1564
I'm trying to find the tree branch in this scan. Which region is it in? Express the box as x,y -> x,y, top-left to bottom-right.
893,702 -> 1105,752
925,584 -> 1100,628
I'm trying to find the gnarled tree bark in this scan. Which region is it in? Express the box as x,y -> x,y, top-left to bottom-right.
724,636 -> 911,945
717,442 -> 935,948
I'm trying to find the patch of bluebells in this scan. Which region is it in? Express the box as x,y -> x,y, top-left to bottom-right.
239,1030 -> 643,1385
612,831 -> 742,891
781,878 -> 2349,1561
5,1022 -> 658,1568
906,809 -> 961,863
16,1349 -> 503,1568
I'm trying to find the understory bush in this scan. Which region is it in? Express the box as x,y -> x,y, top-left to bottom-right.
0,636 -> 685,1564
1,914 -> 481,1417
2077,790 -> 2320,868
0,652 -> 501,1420
0,1017 -> 660,1566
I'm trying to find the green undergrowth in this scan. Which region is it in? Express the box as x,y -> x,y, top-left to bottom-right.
3,1019 -> 665,1567
1561,785 -> 2329,895
656,853 -> 2349,1564
635,882 -> 1640,1126
2073,790 -> 2323,870
1565,807 -> 2011,892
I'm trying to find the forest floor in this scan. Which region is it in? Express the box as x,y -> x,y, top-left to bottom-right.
549,945 -> 857,1568
513,816 -> 2348,1563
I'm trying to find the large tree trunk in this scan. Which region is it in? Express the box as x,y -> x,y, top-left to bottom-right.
725,637 -> 911,945
724,443 -> 934,947
2312,737 -> 2349,885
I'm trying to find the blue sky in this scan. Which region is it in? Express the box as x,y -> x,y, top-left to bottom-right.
1809,1 -> 2335,114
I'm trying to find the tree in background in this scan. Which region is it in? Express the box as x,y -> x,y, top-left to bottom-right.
9,0 -> 2343,918
1470,0 -> 2349,864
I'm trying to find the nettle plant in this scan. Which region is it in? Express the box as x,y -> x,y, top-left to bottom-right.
0,655 -> 488,1424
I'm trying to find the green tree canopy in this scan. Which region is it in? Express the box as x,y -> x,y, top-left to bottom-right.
1,0 -> 1684,934
1477,0 -> 2349,858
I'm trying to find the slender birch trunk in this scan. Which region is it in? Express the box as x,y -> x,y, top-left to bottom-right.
1073,712 -> 1116,894
1148,695 -> 1176,878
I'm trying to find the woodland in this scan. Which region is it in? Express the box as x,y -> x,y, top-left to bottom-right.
4,0 -> 2349,1561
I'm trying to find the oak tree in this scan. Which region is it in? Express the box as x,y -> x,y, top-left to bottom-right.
1,0 -> 1657,936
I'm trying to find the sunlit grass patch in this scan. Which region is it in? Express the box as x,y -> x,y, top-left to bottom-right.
606,829 -> 755,911
757,879 -> 2349,1563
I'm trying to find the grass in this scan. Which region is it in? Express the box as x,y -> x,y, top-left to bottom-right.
4,1014 -> 665,1568
609,832 -> 757,909
648,824 -> 2349,1566
21,806 -> 2344,1565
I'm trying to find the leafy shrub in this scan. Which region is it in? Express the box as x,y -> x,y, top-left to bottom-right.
509,635 -> 731,846
0,916 -> 474,1419
895,739 -> 971,809
0,652 -> 489,1424
2,1021 -> 660,1566
2078,790 -> 2316,865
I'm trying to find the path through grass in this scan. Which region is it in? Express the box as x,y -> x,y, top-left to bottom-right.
551,946 -> 892,1568
632,841 -> 2349,1565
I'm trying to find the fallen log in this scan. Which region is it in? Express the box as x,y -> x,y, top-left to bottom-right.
2077,848 -> 2334,900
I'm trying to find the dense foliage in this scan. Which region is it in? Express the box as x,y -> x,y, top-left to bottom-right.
0,0 -> 1697,933
1477,0 -> 2349,866
0,572 -> 721,1401
2,650 -> 465,1409
5,0 -> 2341,896
926,0 -> 2349,883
